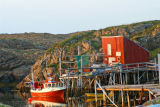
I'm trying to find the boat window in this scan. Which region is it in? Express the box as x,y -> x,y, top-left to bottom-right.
48,84 -> 51,87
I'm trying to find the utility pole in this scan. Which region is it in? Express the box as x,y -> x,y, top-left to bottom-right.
81,55 -> 83,89
59,49 -> 62,77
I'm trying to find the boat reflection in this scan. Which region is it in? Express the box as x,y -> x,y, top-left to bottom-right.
28,96 -> 67,107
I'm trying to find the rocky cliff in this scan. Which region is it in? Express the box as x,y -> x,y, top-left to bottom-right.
0,33 -> 72,87
17,20 -> 160,89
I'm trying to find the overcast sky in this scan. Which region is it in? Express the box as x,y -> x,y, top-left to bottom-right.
0,0 -> 159,34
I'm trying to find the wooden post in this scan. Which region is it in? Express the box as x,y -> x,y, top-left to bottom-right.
121,89 -> 124,107
138,64 -> 140,84
113,73 -> 116,85
113,91 -> 115,104
134,72 -> 136,84
72,78 -> 74,88
110,73 -> 113,85
120,73 -> 123,85
133,93 -> 136,106
81,56 -> 83,89
77,77 -> 79,87
149,92 -> 152,101
89,78 -> 91,92
94,77 -> 97,102
120,65 -> 123,85
146,71 -> 149,81
158,54 -> 160,84
63,78 -> 65,87
103,92 -> 106,105
155,58 -> 157,80
123,74 -> 125,85
59,51 -> 62,77
127,91 -> 130,107
125,73 -> 128,84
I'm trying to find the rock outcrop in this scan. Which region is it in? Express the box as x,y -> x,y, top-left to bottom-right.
0,33 -> 72,86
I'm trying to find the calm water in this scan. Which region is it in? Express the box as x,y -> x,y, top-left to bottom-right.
0,89 -> 102,107
0,88 -> 151,107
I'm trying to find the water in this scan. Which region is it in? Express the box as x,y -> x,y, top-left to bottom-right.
0,89 -> 101,107
0,89 -> 152,107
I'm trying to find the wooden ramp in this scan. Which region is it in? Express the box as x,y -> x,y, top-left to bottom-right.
148,88 -> 160,97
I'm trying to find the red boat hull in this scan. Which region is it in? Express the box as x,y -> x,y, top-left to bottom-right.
31,89 -> 65,97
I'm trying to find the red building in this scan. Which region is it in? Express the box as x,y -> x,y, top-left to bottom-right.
102,36 -> 149,65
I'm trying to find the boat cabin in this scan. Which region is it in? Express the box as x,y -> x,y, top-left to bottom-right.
32,81 -> 60,89
43,82 -> 60,88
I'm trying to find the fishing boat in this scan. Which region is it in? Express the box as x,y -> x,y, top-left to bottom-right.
30,72 -> 66,97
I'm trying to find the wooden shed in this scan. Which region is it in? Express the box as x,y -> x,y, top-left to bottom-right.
102,36 -> 149,65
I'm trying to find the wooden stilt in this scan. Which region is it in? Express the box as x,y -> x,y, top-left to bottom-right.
63,78 -> 65,87
158,54 -> 160,84
103,92 -> 106,105
146,71 -> 149,81
138,65 -> 140,84
127,91 -> 130,107
77,78 -> 79,87
89,78 -> 91,92
139,90 -> 143,104
121,89 -> 124,107
113,73 -> 116,85
120,72 -> 123,85
113,91 -> 115,104
133,93 -> 136,107
125,73 -> 128,84
149,92 -> 152,101
123,74 -> 125,84
72,78 -> 74,88
94,78 -> 97,102
134,72 -> 136,84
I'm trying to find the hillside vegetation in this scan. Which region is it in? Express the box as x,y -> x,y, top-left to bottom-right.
17,20 -> 160,89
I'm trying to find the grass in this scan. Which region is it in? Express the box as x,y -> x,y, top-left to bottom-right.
151,48 -> 160,58
130,22 -> 160,40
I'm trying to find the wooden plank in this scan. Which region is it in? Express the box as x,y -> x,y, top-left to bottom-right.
97,88 -> 149,91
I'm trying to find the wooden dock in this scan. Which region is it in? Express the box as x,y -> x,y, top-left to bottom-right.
57,54 -> 160,107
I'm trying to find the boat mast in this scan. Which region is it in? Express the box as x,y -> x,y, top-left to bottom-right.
31,67 -> 34,88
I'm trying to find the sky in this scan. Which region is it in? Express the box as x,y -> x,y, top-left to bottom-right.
0,0 -> 159,34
